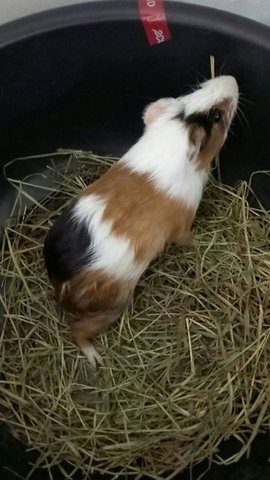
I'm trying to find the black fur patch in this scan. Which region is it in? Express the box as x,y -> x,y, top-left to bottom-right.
177,108 -> 222,136
43,203 -> 93,282
184,111 -> 213,136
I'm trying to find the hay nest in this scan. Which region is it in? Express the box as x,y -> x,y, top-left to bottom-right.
1,150 -> 270,479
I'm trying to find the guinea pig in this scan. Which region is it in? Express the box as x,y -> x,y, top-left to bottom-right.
44,75 -> 239,366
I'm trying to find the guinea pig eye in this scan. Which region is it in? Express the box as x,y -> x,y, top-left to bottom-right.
211,109 -> 223,123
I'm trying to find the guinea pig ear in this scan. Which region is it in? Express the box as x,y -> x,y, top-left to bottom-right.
188,125 -> 207,162
143,98 -> 175,125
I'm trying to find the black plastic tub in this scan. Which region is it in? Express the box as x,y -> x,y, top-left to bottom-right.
0,1 -> 270,479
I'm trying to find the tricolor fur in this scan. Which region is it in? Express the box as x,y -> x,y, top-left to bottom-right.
44,75 -> 239,366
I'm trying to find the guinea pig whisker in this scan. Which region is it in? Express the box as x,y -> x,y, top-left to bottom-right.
218,64 -> 225,76
238,94 -> 255,107
236,106 -> 252,137
189,67 -> 207,85
237,104 -> 250,127
218,58 -> 229,76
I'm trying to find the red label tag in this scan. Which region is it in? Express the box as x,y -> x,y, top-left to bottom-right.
138,0 -> 171,46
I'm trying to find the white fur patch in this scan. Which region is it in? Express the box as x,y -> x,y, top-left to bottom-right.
178,75 -> 239,118
80,343 -> 103,368
74,195 -> 146,281
122,121 -> 208,210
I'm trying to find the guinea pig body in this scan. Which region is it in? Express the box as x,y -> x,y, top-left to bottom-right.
44,75 -> 239,366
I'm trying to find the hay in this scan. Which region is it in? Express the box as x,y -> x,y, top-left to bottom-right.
210,54 -> 221,183
1,149 -> 270,479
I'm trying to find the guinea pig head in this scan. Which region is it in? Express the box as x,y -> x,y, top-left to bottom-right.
142,75 -> 238,171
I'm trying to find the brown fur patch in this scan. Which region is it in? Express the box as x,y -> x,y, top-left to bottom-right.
81,163 -> 195,263
54,268 -> 134,344
55,268 -> 134,317
189,99 -> 232,171
71,310 -> 120,347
